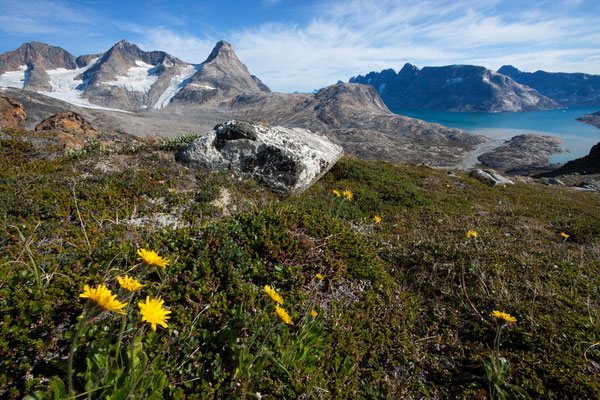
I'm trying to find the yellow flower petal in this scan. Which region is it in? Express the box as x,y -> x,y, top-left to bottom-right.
117,275 -> 145,292
275,304 -> 293,325
311,309 -> 318,318
264,285 -> 283,304
137,248 -> 170,269
343,190 -> 353,200
316,273 -> 324,280
560,232 -> 570,239
332,190 -> 341,197
491,310 -> 517,323
467,230 -> 478,239
138,296 -> 171,331
373,215 -> 381,224
80,284 -> 128,314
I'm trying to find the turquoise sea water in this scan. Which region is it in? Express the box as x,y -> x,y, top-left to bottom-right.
392,107 -> 600,163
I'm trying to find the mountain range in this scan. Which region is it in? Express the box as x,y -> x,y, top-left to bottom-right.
349,63 -> 563,112
497,65 -> 600,106
0,40 -> 272,112
0,40 -> 575,171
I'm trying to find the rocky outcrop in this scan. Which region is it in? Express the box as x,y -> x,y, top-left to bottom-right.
538,142 -> 600,177
176,120 -> 343,193
349,63 -> 560,112
35,111 -> 98,149
471,169 -> 514,187
576,111 -> 600,129
0,95 -> 26,130
35,111 -> 97,135
477,134 -> 565,171
498,65 -> 600,106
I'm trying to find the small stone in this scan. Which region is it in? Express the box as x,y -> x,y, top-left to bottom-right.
471,168 -> 514,187
542,178 -> 564,186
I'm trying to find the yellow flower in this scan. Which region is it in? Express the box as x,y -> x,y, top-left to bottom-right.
117,275 -> 145,292
264,285 -> 283,304
491,310 -> 517,324
332,189 -> 341,197
275,304 -> 293,325
316,273 -> 324,280
560,232 -> 570,239
311,309 -> 318,318
343,189 -> 353,200
137,248 -> 170,269
467,230 -> 478,239
446,184 -> 450,188
138,296 -> 171,331
80,284 -> 128,314
373,215 -> 381,224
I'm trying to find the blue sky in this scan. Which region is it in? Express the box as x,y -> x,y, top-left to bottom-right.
1,0 -> 599,92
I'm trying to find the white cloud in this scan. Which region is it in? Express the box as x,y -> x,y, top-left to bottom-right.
4,0 -> 597,93
225,0 -> 600,92
137,28 -> 216,64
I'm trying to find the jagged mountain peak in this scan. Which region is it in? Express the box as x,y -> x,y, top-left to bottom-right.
173,40 -> 269,106
204,40 -> 236,63
399,63 -> 419,74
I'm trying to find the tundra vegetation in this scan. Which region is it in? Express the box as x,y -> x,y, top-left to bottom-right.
1,127 -> 599,399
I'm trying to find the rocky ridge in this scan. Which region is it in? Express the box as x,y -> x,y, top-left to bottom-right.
349,63 -> 560,112
576,111 -> 600,129
498,65 -> 600,106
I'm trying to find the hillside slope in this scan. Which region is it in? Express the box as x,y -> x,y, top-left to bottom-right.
1,128 -> 599,399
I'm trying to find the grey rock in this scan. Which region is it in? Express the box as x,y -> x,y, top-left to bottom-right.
478,134 -> 566,171
542,178 -> 564,185
349,63 -> 560,112
177,120 -> 343,193
471,169 -> 514,187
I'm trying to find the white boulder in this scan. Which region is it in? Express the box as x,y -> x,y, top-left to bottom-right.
177,120 -> 343,193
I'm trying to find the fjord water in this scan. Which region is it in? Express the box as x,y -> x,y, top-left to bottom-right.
393,107 -> 600,163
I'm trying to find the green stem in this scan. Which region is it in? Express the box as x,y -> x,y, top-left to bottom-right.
67,309 -> 89,396
248,323 -> 277,371
114,309 -> 129,367
125,332 -> 174,400
494,324 -> 505,354
16,226 -> 42,290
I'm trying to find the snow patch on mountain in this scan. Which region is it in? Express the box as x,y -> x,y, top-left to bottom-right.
105,60 -> 159,93
0,65 -> 28,88
154,64 -> 197,109
45,58 -> 98,93
188,84 -> 217,90
37,58 -> 128,112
